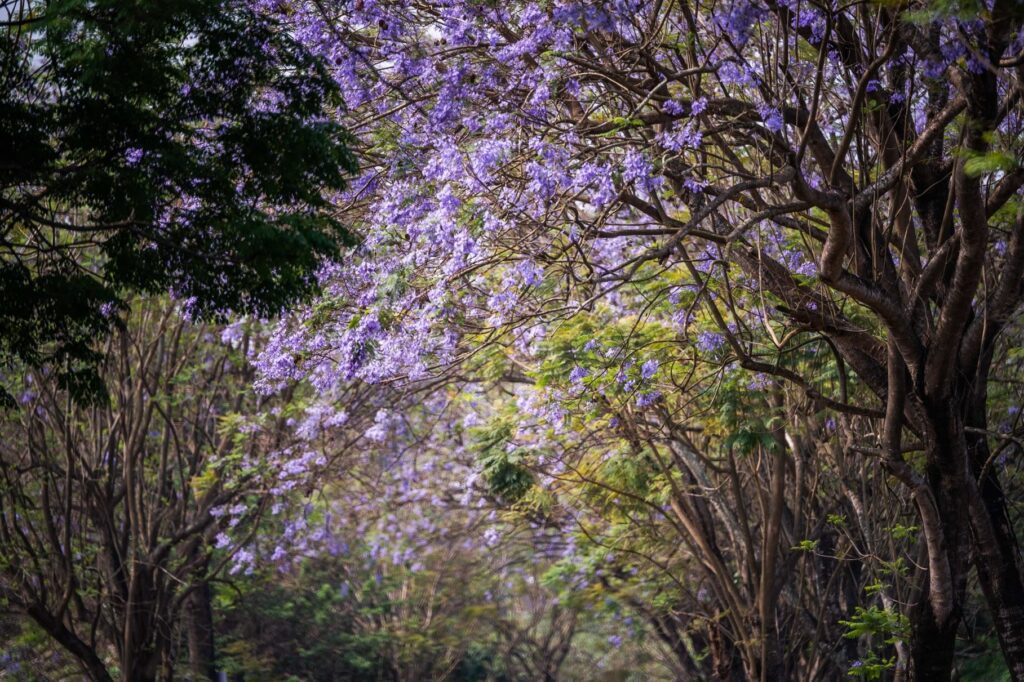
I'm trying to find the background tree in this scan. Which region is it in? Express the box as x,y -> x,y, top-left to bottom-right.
0,300 -> 311,681
208,376 -> 653,682
0,0 -> 356,403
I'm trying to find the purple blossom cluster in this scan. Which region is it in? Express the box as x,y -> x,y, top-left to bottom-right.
227,2 -> 1020,624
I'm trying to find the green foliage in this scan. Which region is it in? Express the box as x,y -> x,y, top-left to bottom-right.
963,149 -> 1019,178
215,555 -> 510,681
714,370 -> 781,454
840,606 -> 909,679
887,524 -> 919,541
958,637 -> 1014,681
846,652 -> 897,680
840,606 -> 909,643
791,539 -> 819,552
471,419 -> 536,503
0,0 -> 357,403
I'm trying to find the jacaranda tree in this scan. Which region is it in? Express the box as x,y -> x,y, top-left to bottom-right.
250,1 -> 1024,679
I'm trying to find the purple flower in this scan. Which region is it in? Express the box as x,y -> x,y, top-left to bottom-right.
695,331 -> 725,353
640,359 -> 659,380
758,104 -> 784,133
683,176 -> 707,194
622,149 -> 661,195
747,373 -> 770,390
663,99 -> 685,115
516,260 -> 545,287
717,0 -> 768,46
658,122 -> 703,152
574,162 -> 617,207
923,60 -> 947,79
719,62 -> 758,87
124,147 -> 144,165
569,366 -> 589,384
636,391 -> 660,407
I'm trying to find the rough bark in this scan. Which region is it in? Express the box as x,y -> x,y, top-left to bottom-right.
965,388 -> 1024,680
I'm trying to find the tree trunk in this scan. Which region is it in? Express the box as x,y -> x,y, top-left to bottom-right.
187,580 -> 218,681
904,402 -> 971,681
965,407 -> 1024,679
705,617 -> 743,681
758,420 -> 787,682
122,649 -> 159,682
907,598 -> 959,681
122,571 -> 160,682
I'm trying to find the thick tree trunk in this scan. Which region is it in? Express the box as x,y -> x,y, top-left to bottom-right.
187,580 -> 218,681
903,403 -> 971,681
122,571 -> 160,682
122,648 -> 159,682
969,483 -> 1024,679
907,599 -> 959,681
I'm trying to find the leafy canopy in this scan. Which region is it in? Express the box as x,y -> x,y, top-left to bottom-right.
0,0 -> 357,402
